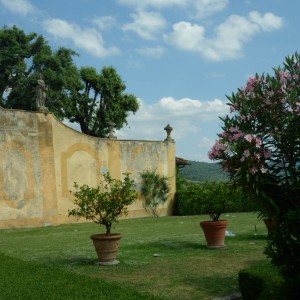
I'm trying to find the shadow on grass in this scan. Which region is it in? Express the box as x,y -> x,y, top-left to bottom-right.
182,273 -> 239,298
158,240 -> 204,250
231,233 -> 267,242
44,255 -> 97,267
50,240 -> 207,267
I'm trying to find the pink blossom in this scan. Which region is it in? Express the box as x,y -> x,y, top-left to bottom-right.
208,151 -> 216,160
208,140 -> 227,160
260,167 -> 268,174
243,149 -> 250,157
263,149 -> 272,159
244,134 -> 253,142
254,153 -> 261,160
246,76 -> 259,92
255,138 -> 262,148
232,132 -> 244,141
229,126 -> 240,133
250,167 -> 257,175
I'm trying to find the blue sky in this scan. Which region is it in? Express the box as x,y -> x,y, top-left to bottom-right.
0,0 -> 299,162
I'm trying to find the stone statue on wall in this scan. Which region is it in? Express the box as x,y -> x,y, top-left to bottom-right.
35,73 -> 49,112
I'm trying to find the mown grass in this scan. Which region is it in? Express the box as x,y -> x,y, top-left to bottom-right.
0,253 -> 160,300
0,213 -> 269,299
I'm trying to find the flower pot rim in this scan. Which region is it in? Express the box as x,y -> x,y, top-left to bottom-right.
91,233 -> 122,240
200,220 -> 228,223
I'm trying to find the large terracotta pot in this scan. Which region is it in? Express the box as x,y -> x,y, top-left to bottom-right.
200,220 -> 228,249
90,233 -> 122,264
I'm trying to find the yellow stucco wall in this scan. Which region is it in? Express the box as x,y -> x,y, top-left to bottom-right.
0,107 -> 176,229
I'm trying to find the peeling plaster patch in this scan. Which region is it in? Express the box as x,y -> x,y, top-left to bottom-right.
4,150 -> 28,200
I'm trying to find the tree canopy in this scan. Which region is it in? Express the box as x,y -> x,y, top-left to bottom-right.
0,25 -> 139,137
64,66 -> 139,137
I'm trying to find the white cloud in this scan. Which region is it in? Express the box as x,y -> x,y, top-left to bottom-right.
117,96 -> 228,141
200,136 -> 216,148
118,0 -> 228,19
249,11 -> 283,31
123,10 -> 167,40
136,46 -> 165,58
0,0 -> 36,16
42,18 -> 120,57
164,22 -> 205,51
158,97 -> 226,118
92,16 -> 117,30
193,0 -> 228,19
165,11 -> 283,61
118,0 -> 188,9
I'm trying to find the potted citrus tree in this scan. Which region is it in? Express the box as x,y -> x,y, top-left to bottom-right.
199,181 -> 233,249
68,172 -> 138,265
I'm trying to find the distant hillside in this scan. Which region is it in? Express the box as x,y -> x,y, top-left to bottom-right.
178,161 -> 229,182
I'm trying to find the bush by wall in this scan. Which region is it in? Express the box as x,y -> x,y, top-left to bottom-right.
175,177 -> 258,216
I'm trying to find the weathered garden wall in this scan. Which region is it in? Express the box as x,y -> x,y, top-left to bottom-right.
0,107 -> 176,229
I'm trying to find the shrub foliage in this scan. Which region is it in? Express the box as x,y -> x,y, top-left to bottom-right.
209,53 -> 300,297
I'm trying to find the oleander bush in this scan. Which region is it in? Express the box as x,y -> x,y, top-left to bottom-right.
209,53 -> 300,297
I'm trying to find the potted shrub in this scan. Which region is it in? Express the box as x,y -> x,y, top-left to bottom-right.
199,181 -> 233,249
68,172 -> 138,265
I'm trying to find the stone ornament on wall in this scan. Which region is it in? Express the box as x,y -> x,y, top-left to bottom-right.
164,124 -> 174,142
35,74 -> 49,113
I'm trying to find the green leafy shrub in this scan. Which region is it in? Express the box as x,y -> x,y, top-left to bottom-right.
175,179 -> 238,219
239,263 -> 283,300
140,170 -> 169,217
68,172 -> 138,234
229,187 -> 259,212
175,178 -> 204,216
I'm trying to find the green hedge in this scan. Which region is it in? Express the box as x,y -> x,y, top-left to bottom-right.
174,178 -> 258,216
0,253 -> 161,300
238,263 -> 283,300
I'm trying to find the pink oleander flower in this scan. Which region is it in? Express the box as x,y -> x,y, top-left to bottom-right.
208,139 -> 228,160
267,91 -> 274,97
229,126 -> 240,133
243,149 -> 251,157
255,138 -> 262,148
244,134 -> 253,142
260,167 -> 268,174
263,149 -> 272,159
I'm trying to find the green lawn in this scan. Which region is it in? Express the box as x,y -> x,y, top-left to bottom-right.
0,213 -> 269,299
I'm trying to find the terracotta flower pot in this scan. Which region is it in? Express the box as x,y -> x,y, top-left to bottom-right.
200,220 -> 228,249
90,233 -> 122,264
